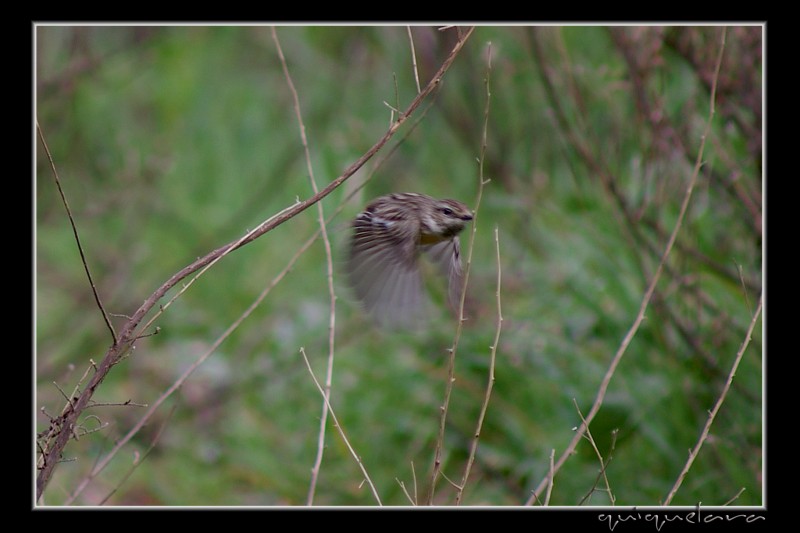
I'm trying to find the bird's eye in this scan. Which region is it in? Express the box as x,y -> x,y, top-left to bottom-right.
441,207 -> 454,216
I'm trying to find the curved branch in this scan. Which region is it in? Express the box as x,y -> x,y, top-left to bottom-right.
36,26 -> 475,502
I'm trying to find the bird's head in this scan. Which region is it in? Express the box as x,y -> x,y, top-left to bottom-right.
422,198 -> 474,239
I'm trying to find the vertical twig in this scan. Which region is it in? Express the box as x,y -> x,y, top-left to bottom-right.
544,449 -> 555,506
37,122 -> 117,344
407,26 -> 421,94
270,26 -> 338,507
663,293 -> 762,504
411,461 -> 418,504
428,41 -> 492,505
300,348 -> 382,505
455,226 -> 502,505
397,461 -> 419,505
525,27 -> 728,505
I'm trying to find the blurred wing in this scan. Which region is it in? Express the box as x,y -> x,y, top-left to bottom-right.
423,237 -> 464,312
346,215 -> 426,327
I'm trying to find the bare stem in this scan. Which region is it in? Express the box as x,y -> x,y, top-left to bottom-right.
407,26 -> 421,94
663,292 -> 762,505
270,26 -> 339,508
428,39 -> 491,505
455,226 -> 502,505
544,449 -> 555,506
37,123 -> 117,344
300,348 -> 382,505
525,27 -> 728,505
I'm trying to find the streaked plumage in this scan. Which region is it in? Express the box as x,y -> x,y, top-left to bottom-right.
346,192 -> 474,327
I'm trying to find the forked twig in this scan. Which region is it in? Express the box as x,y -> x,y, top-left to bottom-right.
397,478 -> 417,506
300,348 -> 382,505
574,399 -> 616,506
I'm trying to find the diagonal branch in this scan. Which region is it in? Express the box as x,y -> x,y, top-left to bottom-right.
663,292 -> 762,505
300,348 -> 382,505
37,123 -> 117,344
525,27 -> 728,506
64,207 -> 325,504
35,26 -> 475,502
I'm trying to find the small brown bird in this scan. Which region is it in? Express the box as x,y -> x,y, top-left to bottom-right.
346,192 -> 474,327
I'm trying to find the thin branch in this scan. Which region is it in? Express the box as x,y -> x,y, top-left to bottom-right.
52,381 -> 75,409
270,26 -> 339,508
36,26 -> 475,501
455,226 -> 502,505
73,415 -> 108,438
133,200 -> 302,348
723,487 -> 747,506
38,360 -> 104,456
427,38 -> 489,505
663,292 -> 762,505
407,26 -> 421,94
37,123 -> 117,344
544,449 -> 555,506
525,28 -> 728,506
396,478 -> 417,506
86,400 -> 148,409
440,471 -> 462,491
412,461 -> 418,504
300,348 -> 382,505
575,399 -> 616,506
64,214 -> 324,504
396,462 -> 420,505
98,405 -> 177,505
384,73 -> 402,125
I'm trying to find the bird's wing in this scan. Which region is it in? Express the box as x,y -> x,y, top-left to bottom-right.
346,214 -> 427,327
423,237 -> 464,313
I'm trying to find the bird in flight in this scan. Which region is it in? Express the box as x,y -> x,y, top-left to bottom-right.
346,192 -> 474,327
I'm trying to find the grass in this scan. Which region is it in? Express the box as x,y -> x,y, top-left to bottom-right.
35,25 -> 762,507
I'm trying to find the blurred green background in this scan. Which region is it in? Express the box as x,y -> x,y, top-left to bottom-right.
35,25 -> 762,506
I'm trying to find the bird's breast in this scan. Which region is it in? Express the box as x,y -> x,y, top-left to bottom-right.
419,232 -> 449,245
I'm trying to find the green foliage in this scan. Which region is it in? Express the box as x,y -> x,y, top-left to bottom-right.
36,25 -> 762,506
